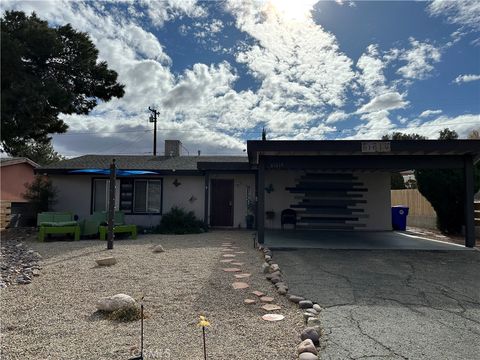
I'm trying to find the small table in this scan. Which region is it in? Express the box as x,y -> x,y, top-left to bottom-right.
99,224 -> 137,240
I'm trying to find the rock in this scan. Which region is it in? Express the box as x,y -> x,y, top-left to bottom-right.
305,308 -> 318,315
232,282 -> 249,289
152,245 -> 165,253
313,304 -> 322,312
299,353 -> 318,360
271,276 -> 282,284
234,273 -> 251,279
96,294 -> 137,312
244,299 -> 256,305
262,304 -> 281,311
262,263 -> 270,273
270,264 -> 280,272
252,290 -> 265,297
288,295 -> 304,303
275,282 -> 288,289
32,269 -> 41,277
266,270 -> 281,280
303,312 -> 314,321
223,268 -> 241,272
299,300 -> 313,309
264,255 -> 271,261
301,327 -> 320,345
95,257 -> 117,266
297,339 -> 317,355
307,317 -> 321,328
262,314 -> 284,322
220,259 -> 234,263
277,287 -> 287,295
260,296 -> 274,303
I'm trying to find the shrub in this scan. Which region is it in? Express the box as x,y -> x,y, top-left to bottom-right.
99,306 -> 144,322
23,175 -> 57,214
157,207 -> 206,234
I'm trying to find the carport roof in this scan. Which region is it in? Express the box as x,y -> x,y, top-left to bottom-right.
247,139 -> 480,164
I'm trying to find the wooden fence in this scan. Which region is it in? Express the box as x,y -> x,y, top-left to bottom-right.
0,201 -> 12,230
391,189 -> 437,229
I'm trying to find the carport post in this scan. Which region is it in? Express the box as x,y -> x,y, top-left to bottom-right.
204,172 -> 209,228
464,156 -> 475,248
257,158 -> 265,244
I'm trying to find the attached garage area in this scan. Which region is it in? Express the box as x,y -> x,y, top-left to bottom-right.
248,139 -> 480,248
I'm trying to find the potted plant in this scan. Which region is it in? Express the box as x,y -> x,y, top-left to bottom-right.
246,199 -> 256,229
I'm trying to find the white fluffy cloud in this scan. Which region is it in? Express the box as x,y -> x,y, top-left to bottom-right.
397,38 -> 441,80
453,74 -> 480,84
357,92 -> 409,114
419,109 -> 442,117
427,0 -> 480,32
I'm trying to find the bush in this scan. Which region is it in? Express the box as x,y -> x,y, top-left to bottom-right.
23,175 -> 57,214
157,207 -> 206,234
98,306 -> 144,322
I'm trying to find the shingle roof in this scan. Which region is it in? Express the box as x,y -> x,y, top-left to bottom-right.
0,157 -> 39,168
38,155 -> 249,171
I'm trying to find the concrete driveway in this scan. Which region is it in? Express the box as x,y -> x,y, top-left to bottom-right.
274,249 -> 480,359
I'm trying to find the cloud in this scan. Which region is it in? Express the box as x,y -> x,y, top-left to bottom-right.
427,0 -> 480,32
402,114 -> 480,139
419,109 -> 442,117
397,38 -> 441,80
357,92 -> 409,114
453,74 -> 480,84
326,111 -> 349,124
356,44 -> 389,97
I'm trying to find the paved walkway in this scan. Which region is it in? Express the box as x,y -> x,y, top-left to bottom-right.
265,230 -> 469,250
274,248 -> 480,359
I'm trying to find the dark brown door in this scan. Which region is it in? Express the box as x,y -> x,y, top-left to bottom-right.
210,179 -> 234,226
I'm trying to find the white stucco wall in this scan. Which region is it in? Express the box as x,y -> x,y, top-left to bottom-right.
264,170 -> 391,231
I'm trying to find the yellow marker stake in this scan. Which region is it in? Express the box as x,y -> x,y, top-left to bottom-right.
197,315 -> 210,360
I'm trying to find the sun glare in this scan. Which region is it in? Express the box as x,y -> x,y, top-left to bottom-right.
264,0 -> 317,22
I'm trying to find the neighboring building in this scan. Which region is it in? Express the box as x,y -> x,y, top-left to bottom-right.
0,157 -> 39,228
37,139 -> 480,247
0,157 -> 39,202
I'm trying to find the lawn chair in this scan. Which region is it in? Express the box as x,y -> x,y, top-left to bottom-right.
97,211 -> 137,240
37,212 -> 80,241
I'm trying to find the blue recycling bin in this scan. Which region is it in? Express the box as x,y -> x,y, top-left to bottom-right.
392,205 -> 409,231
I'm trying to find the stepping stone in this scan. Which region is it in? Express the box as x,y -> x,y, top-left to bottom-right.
235,251 -> 246,254
234,273 -> 251,279
95,257 -> 117,266
244,299 -> 256,305
221,248 -> 233,252
222,254 -> 236,258
220,259 -> 234,263
260,296 -> 274,303
232,282 -> 249,289
252,290 -> 265,297
223,268 -> 241,272
262,314 -> 284,322
221,244 -> 232,246
262,304 -> 281,311
231,262 -> 244,266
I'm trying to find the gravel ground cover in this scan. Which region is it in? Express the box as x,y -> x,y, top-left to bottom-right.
1,230 -> 302,359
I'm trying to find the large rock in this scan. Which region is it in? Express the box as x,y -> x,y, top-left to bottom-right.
301,327 -> 320,345
262,263 -> 270,273
305,308 -> 318,315
297,339 -> 317,355
152,245 -> 165,253
95,257 -> 117,266
299,300 -> 313,309
307,317 -> 321,328
288,295 -> 304,303
313,304 -> 322,312
270,264 -> 280,272
96,294 -> 137,312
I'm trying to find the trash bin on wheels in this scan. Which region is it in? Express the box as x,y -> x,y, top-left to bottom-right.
392,205 -> 409,231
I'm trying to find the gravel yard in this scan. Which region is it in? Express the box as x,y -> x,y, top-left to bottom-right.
1,230 -> 302,359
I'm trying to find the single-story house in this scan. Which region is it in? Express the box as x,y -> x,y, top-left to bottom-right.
37,139 -> 480,247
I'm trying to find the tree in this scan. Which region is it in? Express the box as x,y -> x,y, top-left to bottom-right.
391,172 -> 406,189
1,11 -> 124,155
468,129 -> 480,139
23,175 -> 58,214
11,140 -> 64,165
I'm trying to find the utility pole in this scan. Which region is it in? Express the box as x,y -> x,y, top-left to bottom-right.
148,107 -> 159,156
107,159 -> 116,250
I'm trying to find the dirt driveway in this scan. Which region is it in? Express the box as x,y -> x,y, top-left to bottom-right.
273,248 -> 480,359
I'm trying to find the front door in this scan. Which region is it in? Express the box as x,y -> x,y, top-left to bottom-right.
210,179 -> 234,226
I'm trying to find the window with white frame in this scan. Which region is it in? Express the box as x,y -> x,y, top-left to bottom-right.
133,179 -> 162,213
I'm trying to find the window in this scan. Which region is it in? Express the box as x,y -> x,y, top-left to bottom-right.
133,180 -> 162,213
93,179 -> 120,212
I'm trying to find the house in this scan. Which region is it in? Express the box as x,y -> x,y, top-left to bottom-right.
37,139 -> 480,247
0,157 -> 39,227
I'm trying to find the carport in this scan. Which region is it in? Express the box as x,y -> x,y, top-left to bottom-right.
247,139 -> 480,248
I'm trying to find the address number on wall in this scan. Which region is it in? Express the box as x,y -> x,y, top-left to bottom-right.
361,142 -> 391,153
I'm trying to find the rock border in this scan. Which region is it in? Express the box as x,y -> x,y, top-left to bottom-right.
257,243 -> 322,360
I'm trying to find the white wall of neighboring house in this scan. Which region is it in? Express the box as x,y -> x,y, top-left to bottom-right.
264,170 -> 391,230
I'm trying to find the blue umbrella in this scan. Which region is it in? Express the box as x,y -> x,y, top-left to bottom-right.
69,169 -> 159,176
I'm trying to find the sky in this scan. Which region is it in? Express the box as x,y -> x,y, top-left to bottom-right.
2,0 -> 480,157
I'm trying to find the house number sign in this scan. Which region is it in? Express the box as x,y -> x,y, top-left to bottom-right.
361,141 -> 391,153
